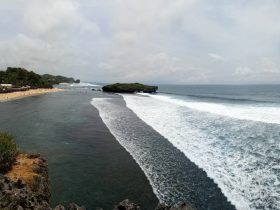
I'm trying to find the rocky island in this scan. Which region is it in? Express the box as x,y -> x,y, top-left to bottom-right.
102,83 -> 158,93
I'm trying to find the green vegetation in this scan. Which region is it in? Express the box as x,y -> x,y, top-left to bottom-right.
0,132 -> 18,173
102,83 -> 158,93
42,74 -> 80,85
0,67 -> 80,89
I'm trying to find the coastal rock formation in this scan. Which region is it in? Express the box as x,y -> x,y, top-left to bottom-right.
112,200 -> 194,210
0,175 -> 51,210
53,203 -> 86,210
155,202 -> 194,210
102,83 -> 158,93
113,199 -> 141,210
0,153 -> 51,210
0,153 -> 84,210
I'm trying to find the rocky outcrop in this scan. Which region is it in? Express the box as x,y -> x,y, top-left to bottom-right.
53,203 -> 86,210
0,153 -> 51,210
0,175 -> 51,210
155,202 -> 195,210
113,199 -> 141,210
111,199 -> 194,210
0,153 -> 84,210
102,83 -> 158,93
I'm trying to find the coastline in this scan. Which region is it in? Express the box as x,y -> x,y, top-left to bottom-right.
0,88 -> 64,102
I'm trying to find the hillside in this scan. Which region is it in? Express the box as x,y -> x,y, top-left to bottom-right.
0,67 -> 80,88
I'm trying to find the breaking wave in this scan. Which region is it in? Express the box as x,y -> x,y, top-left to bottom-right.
123,93 -> 280,210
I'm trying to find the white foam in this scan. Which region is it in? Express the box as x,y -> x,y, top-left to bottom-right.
91,98 -> 161,201
122,94 -> 280,210
70,82 -> 100,87
141,93 -> 280,124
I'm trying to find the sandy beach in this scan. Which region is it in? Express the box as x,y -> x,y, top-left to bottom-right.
0,88 -> 64,102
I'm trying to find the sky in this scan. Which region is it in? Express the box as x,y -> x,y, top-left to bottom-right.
0,0 -> 280,84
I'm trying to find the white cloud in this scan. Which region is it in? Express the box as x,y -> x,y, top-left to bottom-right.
260,57 -> 279,74
234,67 -> 252,76
0,0 -> 280,83
208,53 -> 223,62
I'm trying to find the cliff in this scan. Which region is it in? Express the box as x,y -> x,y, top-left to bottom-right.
102,83 -> 158,93
0,153 -> 85,210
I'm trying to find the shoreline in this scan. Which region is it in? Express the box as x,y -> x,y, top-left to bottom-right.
0,88 -> 64,102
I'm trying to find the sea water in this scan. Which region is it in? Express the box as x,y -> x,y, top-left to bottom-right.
93,85 -> 280,210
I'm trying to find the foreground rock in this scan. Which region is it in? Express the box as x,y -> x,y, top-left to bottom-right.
155,202 -> 195,210
102,83 -> 158,93
110,199 -> 194,210
0,153 -> 84,210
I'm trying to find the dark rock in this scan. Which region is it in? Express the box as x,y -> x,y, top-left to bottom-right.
102,83 -> 158,93
54,204 -> 66,210
67,203 -> 86,210
155,202 -> 195,210
114,199 -> 141,210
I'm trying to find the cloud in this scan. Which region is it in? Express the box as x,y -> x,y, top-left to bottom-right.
260,57 -> 279,74
234,67 -> 252,76
208,53 -> 223,62
0,0 -> 280,84
0,0 -> 106,77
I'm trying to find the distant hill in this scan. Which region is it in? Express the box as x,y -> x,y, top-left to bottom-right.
0,67 -> 80,88
102,83 -> 158,93
42,74 -> 80,85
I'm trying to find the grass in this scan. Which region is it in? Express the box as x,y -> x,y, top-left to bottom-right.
0,132 -> 17,173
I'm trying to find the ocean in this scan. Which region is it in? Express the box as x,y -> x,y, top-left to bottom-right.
0,84 -> 279,210
92,84 -> 280,210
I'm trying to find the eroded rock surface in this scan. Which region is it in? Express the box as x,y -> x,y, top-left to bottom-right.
0,153 -> 84,210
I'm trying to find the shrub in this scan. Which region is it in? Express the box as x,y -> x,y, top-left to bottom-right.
0,132 -> 18,173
